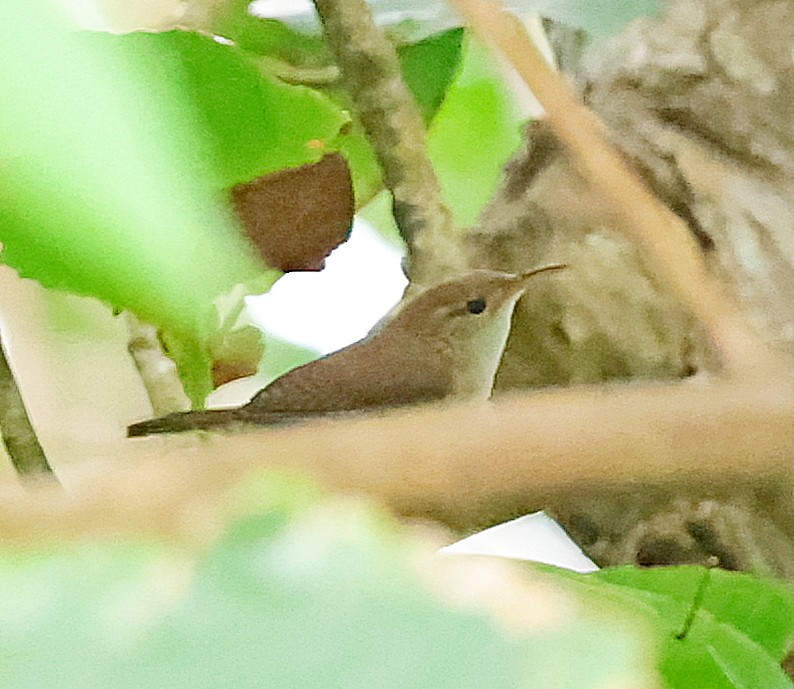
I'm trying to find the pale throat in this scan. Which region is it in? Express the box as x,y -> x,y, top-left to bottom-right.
448,304 -> 516,401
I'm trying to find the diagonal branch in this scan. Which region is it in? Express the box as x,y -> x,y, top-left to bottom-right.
0,330 -> 57,483
447,0 -> 776,377
311,0 -> 462,283
125,312 -> 191,417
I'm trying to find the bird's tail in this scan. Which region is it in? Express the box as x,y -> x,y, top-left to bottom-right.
127,409 -> 243,437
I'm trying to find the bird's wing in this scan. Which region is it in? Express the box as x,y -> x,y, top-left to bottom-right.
246,337 -> 452,414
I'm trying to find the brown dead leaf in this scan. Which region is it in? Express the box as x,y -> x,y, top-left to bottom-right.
231,153 -> 354,272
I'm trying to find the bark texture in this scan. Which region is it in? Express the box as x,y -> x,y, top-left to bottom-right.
311,0 -> 463,284
466,0 -> 794,573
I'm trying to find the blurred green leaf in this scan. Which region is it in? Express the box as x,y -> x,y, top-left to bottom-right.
427,34 -> 525,227
223,0 -> 662,46
333,122 -> 385,207
200,2 -> 332,64
80,31 -> 349,189
0,6 -> 350,404
0,5 -> 262,340
544,565 -> 794,689
217,18 -> 466,209
160,329 -> 217,406
0,474 -> 659,689
204,6 -> 465,100
661,615 -> 793,689
358,190 -> 407,248
256,332 -> 320,384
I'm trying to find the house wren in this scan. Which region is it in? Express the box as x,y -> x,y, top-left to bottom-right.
128,264 -> 565,436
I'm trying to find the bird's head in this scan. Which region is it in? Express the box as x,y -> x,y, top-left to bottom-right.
390,264 -> 567,398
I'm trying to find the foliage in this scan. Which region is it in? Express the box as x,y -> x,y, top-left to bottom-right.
544,565 -> 794,688
0,3 -> 470,402
0,2 -> 791,686
0,4 -> 350,403
0,473 -> 658,689
426,33 -> 525,228
324,26 -> 470,207
0,4 -> 262,339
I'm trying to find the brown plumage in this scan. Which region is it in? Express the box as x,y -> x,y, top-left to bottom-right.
128,265 -> 565,436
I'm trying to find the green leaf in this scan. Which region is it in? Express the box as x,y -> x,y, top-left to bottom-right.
208,7 -> 466,105
661,614 -> 793,689
398,28 -> 466,124
358,190 -> 407,248
335,27 -> 467,206
202,3 -> 332,65
80,31 -> 348,189
333,123 -> 385,207
427,33 -> 525,227
256,332 -> 320,385
0,5 -> 262,342
0,541 -> 185,688
181,18 -> 467,209
160,330 -> 215,407
0,8 -> 350,404
597,565 -> 794,661
0,474 -> 659,689
542,565 -> 794,689
204,0 -> 663,41
222,19 -> 466,209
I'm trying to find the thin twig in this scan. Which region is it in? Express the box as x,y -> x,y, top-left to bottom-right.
447,0 -> 775,377
311,0 -> 462,282
125,313 -> 190,416
256,56 -> 340,87
0,331 -> 57,483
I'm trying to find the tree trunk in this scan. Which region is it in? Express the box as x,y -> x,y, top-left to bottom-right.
467,0 -> 794,574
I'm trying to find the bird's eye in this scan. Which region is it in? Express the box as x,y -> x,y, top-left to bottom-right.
466,298 -> 487,314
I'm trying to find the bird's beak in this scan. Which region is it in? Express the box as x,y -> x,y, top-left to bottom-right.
497,263 -> 566,304
518,263 -> 567,284
511,263 -> 567,295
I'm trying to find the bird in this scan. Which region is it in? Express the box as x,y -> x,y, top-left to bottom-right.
127,264 -> 566,436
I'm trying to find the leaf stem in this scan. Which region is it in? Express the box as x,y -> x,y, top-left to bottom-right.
675,563 -> 715,640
